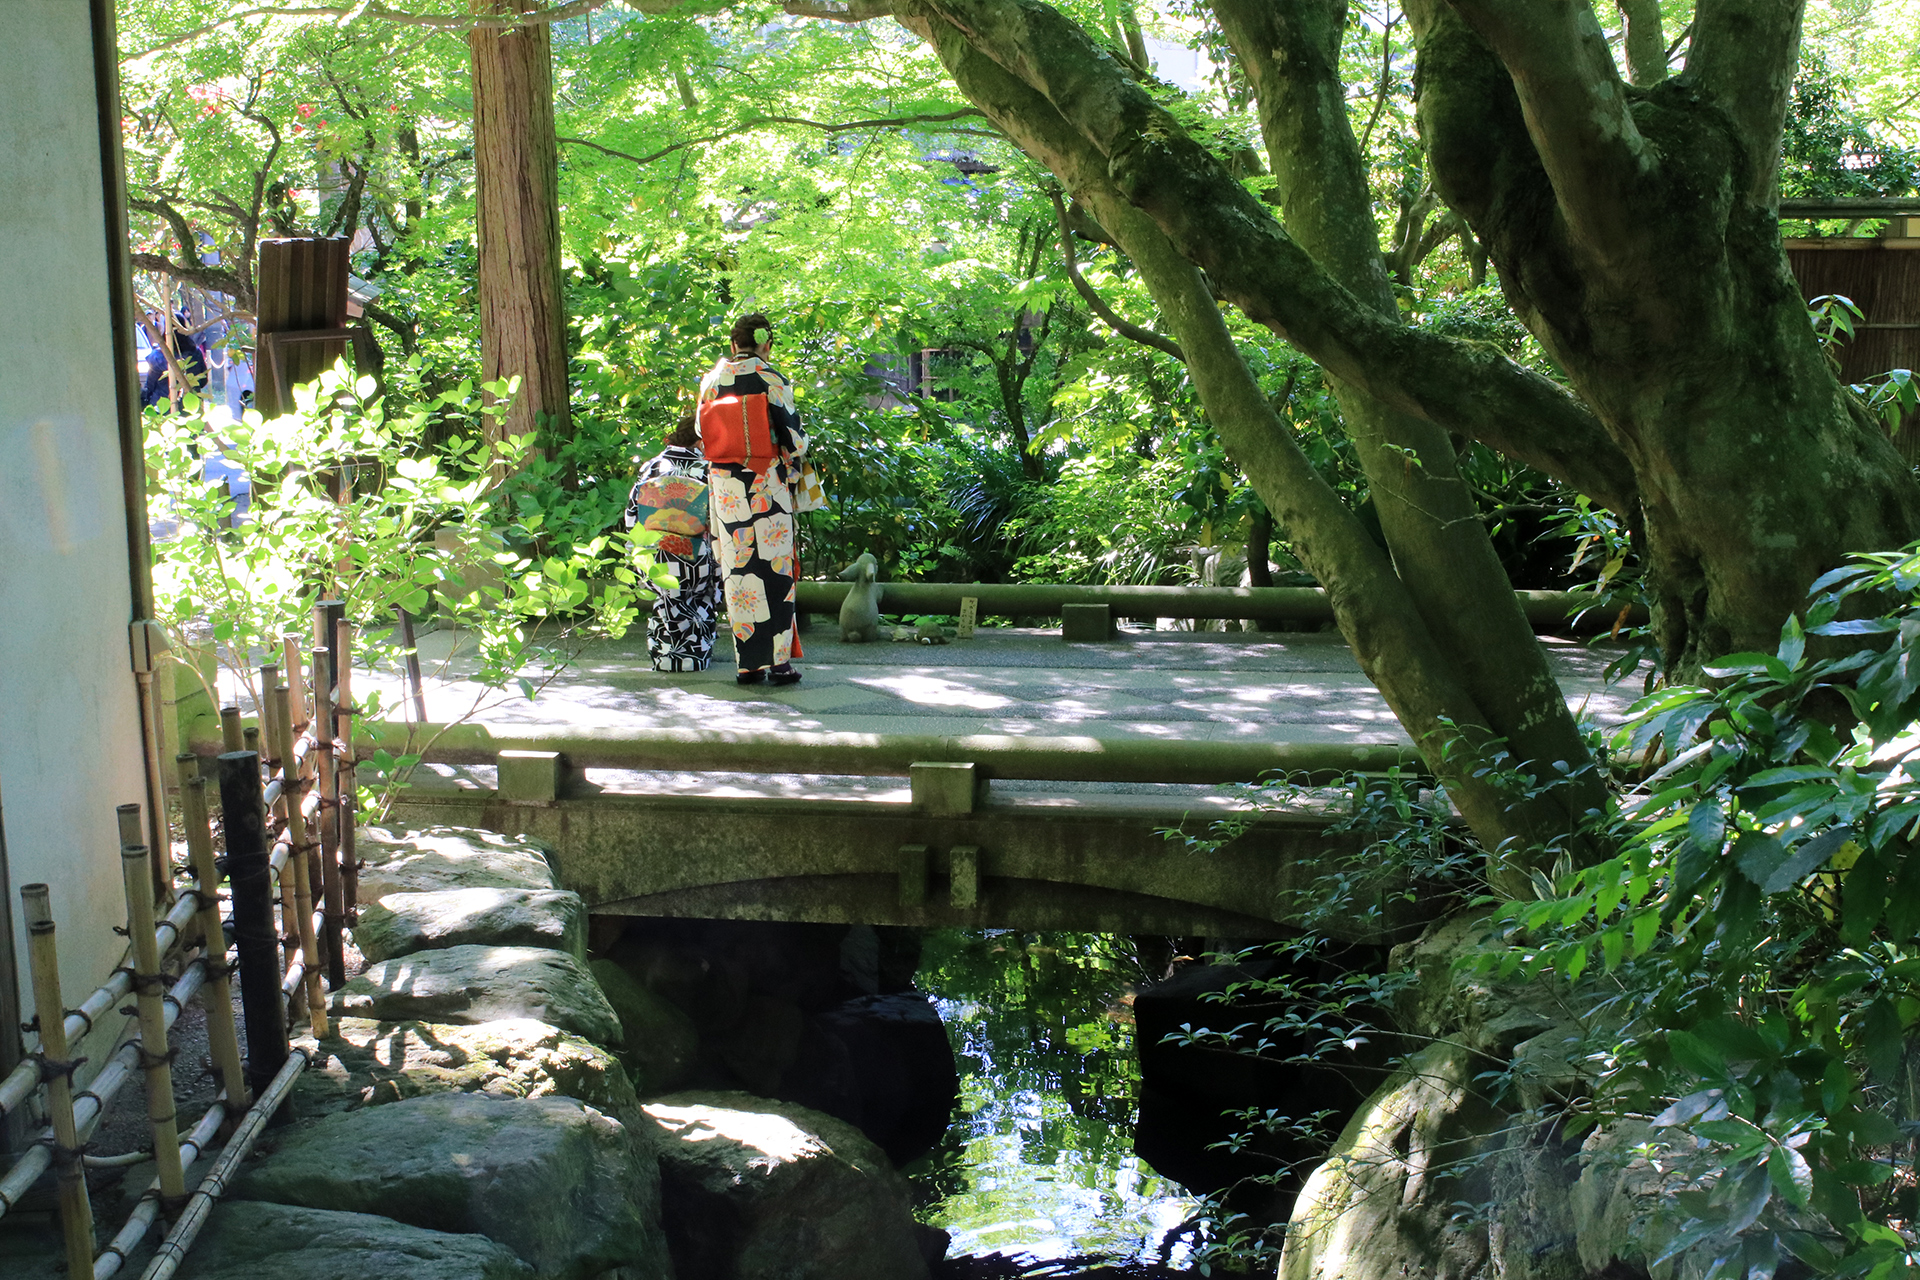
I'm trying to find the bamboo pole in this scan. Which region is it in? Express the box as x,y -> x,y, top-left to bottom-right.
130,621 -> 173,904
93,1095 -> 229,1280
177,756 -> 247,1111
115,803 -> 142,859
256,672 -> 301,1024
0,956 -> 213,1221
310,646 -> 346,989
136,1049 -> 308,1280
216,752 -> 286,1100
119,845 -> 187,1203
268,685 -> 326,1036
281,635 -> 307,730
21,883 -> 96,1275
0,882 -> 201,1126
333,617 -> 359,920
218,705 -> 243,754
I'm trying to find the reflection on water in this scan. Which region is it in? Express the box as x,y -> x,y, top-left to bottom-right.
908,930 -> 1202,1268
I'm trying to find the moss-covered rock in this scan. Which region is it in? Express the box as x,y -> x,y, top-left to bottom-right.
291,1016 -> 636,1120
234,1092 -> 666,1280
588,959 -> 700,1096
638,1089 -> 932,1280
177,1201 -> 533,1280
355,887 -> 587,963
332,945 -> 621,1046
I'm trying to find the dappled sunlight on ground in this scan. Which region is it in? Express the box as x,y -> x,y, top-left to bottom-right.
336,625 -> 1641,753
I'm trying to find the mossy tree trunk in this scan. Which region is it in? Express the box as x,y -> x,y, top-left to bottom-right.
861,0 -> 1920,861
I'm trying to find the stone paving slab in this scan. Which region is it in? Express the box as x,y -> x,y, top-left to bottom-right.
350,626 -> 1641,753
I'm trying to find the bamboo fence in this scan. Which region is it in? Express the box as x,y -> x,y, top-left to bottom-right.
0,607 -> 361,1277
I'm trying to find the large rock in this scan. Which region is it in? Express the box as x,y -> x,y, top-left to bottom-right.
355,887 -> 587,963
178,1201 -> 533,1280
234,1092 -> 667,1280
357,825 -> 557,900
332,945 -> 622,1047
798,993 -> 958,1166
589,959 -> 700,1096
638,1090 -> 930,1280
1278,1041 -> 1508,1280
291,1017 -> 636,1121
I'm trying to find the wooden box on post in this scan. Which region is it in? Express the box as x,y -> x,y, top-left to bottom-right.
253,238 -> 380,418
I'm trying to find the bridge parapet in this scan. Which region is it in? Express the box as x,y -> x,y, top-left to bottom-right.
388,772 -> 1449,944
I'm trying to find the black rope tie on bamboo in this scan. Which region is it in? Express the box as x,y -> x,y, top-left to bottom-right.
35,1133 -> 95,1160
32,1051 -> 87,1084
117,965 -> 172,996
135,1042 -> 181,1073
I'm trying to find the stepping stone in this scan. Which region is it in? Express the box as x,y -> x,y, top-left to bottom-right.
291,1016 -> 636,1121
357,825 -> 557,900
332,945 -> 621,1047
178,1200 -> 532,1280
354,887 -> 587,963
235,1092 -> 666,1280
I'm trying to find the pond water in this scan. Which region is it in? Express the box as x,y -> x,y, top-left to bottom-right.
906,930 -> 1204,1271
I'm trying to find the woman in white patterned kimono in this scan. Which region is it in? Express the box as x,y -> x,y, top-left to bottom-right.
697,312 -> 809,686
624,412 -> 721,671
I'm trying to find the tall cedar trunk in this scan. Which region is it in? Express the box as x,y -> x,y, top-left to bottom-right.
470,1 -> 570,457
1410,1 -> 1920,672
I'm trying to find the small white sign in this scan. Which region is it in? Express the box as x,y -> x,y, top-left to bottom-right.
957,596 -> 979,639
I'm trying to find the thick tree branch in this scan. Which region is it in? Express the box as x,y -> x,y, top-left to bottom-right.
900,7 -> 1596,864
1210,0 -> 1395,313
1208,0 -> 1604,831
1686,0 -> 1805,206
1614,0 -> 1666,85
917,0 -> 1638,513
1048,189 -> 1184,360
1439,0 -> 1655,267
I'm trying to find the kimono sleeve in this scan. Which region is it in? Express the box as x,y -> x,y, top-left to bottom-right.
764,367 -> 808,461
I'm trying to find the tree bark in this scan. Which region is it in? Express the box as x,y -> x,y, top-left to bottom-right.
470,0 -> 570,455
1614,0 -> 1666,86
1212,0 -> 1604,837
1412,0 -> 1920,671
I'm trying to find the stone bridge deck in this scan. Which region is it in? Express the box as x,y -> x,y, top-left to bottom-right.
369,625 -> 1636,776
350,626 -> 1639,939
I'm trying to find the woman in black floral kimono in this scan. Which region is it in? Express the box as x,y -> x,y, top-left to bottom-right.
697,313 -> 808,686
625,412 -> 721,671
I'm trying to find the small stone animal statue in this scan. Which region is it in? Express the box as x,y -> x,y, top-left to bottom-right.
914,619 -> 949,645
838,553 -> 884,643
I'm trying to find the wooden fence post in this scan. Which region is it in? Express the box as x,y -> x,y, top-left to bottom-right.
216,752 -> 286,1101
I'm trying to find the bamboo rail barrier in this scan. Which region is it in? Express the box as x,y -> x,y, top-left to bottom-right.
0,610 -> 356,1271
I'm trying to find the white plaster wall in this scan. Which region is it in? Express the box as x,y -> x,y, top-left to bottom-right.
0,3 -> 147,1072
